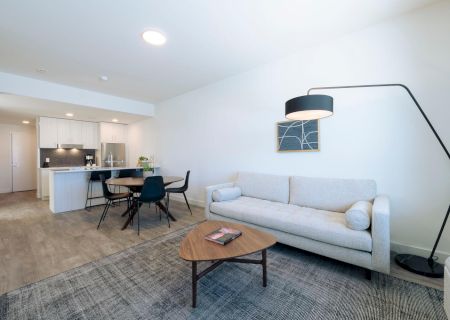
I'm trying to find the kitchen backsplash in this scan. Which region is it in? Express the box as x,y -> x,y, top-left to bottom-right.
40,148 -> 96,168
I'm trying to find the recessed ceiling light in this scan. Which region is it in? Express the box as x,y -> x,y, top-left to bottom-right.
99,75 -> 108,81
66,113 -> 74,117
36,67 -> 47,73
112,118 -> 119,122
22,120 -> 30,124
142,30 -> 166,46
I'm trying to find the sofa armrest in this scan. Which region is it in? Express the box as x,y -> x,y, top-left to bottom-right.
371,195 -> 390,274
204,182 -> 234,219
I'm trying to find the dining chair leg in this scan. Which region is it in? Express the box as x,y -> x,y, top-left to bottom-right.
166,193 -> 170,211
183,192 -> 192,215
137,201 -> 141,235
97,200 -> 110,229
102,200 -> 111,221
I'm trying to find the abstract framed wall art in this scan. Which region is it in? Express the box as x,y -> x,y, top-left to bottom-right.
277,120 -> 320,152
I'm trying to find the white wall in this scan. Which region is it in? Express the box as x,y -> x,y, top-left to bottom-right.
129,2 -> 450,260
0,123 -> 37,193
127,118 -> 157,167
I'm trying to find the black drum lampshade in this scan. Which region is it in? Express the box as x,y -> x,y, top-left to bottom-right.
285,94 -> 334,120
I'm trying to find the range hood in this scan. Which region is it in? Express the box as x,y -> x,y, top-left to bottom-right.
57,144 -> 84,149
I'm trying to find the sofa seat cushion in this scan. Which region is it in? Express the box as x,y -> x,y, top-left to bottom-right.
446,257 -> 450,270
210,196 -> 372,252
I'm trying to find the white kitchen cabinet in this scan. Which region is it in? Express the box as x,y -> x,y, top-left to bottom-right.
82,122 -> 99,149
39,117 -> 58,148
100,122 -> 127,143
57,119 -> 83,145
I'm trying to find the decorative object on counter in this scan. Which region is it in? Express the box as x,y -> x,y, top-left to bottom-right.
137,155 -> 155,178
285,83 -> 449,278
277,120 -> 319,152
40,148 -> 96,167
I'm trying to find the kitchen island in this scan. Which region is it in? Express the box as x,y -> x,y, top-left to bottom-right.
49,167 -> 147,213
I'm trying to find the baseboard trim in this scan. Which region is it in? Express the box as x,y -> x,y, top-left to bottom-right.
167,194 -> 205,208
391,241 -> 449,264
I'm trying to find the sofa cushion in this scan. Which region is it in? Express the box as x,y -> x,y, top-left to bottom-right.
212,187 -> 242,202
235,172 -> 289,204
210,196 -> 372,252
446,257 -> 450,270
290,176 -> 377,212
345,201 -> 372,231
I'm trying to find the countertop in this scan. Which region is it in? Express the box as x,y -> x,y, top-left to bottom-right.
48,166 -> 158,173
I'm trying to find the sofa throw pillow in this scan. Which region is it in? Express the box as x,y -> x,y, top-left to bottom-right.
212,187 -> 242,202
345,201 -> 372,231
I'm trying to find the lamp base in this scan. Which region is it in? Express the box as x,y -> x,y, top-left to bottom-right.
395,254 -> 444,278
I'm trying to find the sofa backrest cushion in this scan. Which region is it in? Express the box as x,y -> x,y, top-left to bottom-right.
235,172 -> 289,204
289,176 -> 377,212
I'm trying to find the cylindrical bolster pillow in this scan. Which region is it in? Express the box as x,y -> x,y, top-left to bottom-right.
345,201 -> 372,231
212,187 -> 242,202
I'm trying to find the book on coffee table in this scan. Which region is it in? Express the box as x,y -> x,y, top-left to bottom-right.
204,227 -> 242,245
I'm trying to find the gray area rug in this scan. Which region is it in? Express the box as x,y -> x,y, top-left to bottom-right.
0,226 -> 446,320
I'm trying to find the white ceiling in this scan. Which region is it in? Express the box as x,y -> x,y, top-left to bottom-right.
0,94 -> 145,125
0,0 -> 438,103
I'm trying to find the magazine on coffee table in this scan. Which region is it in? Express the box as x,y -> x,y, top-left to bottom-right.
205,227 -> 242,245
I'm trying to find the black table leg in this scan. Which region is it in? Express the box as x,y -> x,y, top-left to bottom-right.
121,200 -> 141,230
192,261 -> 197,308
156,201 -> 177,222
262,249 -> 267,287
189,250 -> 269,308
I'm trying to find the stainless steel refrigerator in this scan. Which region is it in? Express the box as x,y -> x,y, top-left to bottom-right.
101,143 -> 126,167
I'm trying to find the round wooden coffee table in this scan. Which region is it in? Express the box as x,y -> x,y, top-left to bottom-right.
179,221 -> 277,308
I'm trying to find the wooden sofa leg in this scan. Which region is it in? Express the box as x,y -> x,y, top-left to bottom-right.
365,269 -> 372,280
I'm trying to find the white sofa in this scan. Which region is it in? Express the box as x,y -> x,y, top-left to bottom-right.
445,257 -> 449,318
205,172 -> 390,275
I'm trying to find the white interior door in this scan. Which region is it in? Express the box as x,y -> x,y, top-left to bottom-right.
11,131 -> 36,192
0,132 -> 12,193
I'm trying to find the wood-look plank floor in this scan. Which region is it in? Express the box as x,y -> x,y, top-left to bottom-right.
0,190 -> 206,295
0,191 -> 443,295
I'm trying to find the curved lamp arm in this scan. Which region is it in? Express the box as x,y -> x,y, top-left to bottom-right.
308,84 -> 450,160
308,83 -> 449,266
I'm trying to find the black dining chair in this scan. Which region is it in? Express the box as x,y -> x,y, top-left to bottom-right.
166,170 -> 192,215
135,176 -> 171,235
97,174 -> 132,230
116,168 -> 144,200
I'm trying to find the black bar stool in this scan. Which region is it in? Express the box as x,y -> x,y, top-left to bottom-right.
85,170 -> 112,210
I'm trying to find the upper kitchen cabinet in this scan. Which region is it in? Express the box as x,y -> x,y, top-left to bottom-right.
100,122 -> 127,143
57,119 -> 83,145
39,117 -> 59,148
82,122 -> 99,149
39,117 -> 99,149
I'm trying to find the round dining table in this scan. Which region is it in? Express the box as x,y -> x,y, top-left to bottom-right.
106,175 -> 184,230
106,176 -> 184,188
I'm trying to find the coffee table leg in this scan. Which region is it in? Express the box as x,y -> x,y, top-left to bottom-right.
262,249 -> 267,287
192,261 -> 197,308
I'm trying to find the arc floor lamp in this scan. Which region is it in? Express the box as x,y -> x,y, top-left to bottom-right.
285,83 -> 449,278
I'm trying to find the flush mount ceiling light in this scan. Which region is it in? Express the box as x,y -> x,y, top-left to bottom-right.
36,67 -> 47,73
112,118 -> 119,122
99,75 -> 108,81
142,30 -> 166,46
22,120 -> 30,124
65,113 -> 74,117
